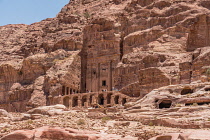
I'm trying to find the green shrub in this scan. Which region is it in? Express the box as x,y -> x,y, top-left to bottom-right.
83,12 -> 90,19
175,104 -> 182,107
101,116 -> 111,123
206,68 -> 210,76
27,119 -> 33,124
77,119 -> 86,125
192,103 -> 198,106
148,122 -> 153,126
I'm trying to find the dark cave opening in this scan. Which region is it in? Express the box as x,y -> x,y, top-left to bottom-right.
159,100 -> 172,109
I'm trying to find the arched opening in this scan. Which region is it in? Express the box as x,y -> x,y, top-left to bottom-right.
90,95 -> 93,104
181,88 -> 193,95
72,96 -> 78,107
122,98 -> 126,105
107,93 -> 112,104
66,87 -> 69,95
159,100 -> 172,109
62,86 -> 65,96
98,94 -> 104,105
63,97 -> 70,108
114,95 -> 119,104
82,96 -> 87,106
205,87 -> 210,91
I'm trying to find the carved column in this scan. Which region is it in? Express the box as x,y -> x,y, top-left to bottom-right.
98,63 -> 101,92
87,95 -> 90,107
69,97 -> 73,108
109,61 -> 112,91
78,95 -> 82,107
93,94 -> 98,105
63,86 -> 66,95
68,87 -> 71,95
103,93 -> 108,106
111,95 -> 115,106
48,95 -> 53,105
119,96 -> 123,105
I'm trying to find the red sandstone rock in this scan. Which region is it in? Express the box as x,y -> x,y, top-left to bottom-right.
149,130 -> 210,140
1,0 -> 210,120
1,126 -> 138,140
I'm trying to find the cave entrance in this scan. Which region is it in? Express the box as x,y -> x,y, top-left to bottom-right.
90,95 -> 93,104
66,87 -> 69,95
62,86 -> 65,96
197,102 -> 210,105
98,94 -> 104,105
82,96 -> 87,106
107,93 -> 112,104
114,95 -> 120,104
72,96 -> 78,107
159,100 -> 172,109
181,88 -> 193,95
63,97 -> 70,108
205,87 -> 210,91
186,101 -> 210,106
122,98 -> 127,105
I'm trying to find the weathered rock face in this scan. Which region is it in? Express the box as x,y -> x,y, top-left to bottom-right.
187,15 -> 210,51
149,130 -> 210,140
1,126 -> 138,140
138,68 -> 170,97
0,49 -> 80,112
78,0 -> 210,98
128,82 -> 210,110
2,0 -> 210,111
122,82 -> 210,130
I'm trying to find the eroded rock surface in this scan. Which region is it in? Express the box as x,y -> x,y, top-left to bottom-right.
1,0 -> 210,139
1,126 -> 138,140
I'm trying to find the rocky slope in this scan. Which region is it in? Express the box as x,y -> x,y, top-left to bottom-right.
1,0 -> 210,139
1,0 -> 210,111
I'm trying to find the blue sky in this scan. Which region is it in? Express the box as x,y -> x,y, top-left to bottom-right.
0,0 -> 70,26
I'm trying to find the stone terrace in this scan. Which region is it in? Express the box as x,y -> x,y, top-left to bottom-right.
48,91 -> 133,108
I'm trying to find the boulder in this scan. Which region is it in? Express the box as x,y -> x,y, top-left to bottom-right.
1,126 -> 138,140
27,104 -> 67,116
0,109 -> 13,119
149,130 -> 210,140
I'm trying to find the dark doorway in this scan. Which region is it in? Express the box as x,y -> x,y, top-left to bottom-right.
98,94 -> 104,105
159,100 -> 172,109
90,95 -> 93,104
107,93 -> 112,104
72,96 -> 78,107
114,95 -> 119,104
181,88 -> 193,95
66,87 -> 69,95
205,87 -> 210,91
63,97 -> 70,108
62,86 -> 65,96
122,98 -> 126,105
102,80 -> 106,86
82,96 -> 87,106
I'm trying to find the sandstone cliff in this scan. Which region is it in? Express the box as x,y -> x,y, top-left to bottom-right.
1,0 -> 210,112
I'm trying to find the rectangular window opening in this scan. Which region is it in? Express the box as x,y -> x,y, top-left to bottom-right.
102,80 -> 106,86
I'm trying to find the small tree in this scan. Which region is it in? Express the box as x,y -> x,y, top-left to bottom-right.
206,68 -> 210,76
83,11 -> 90,19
